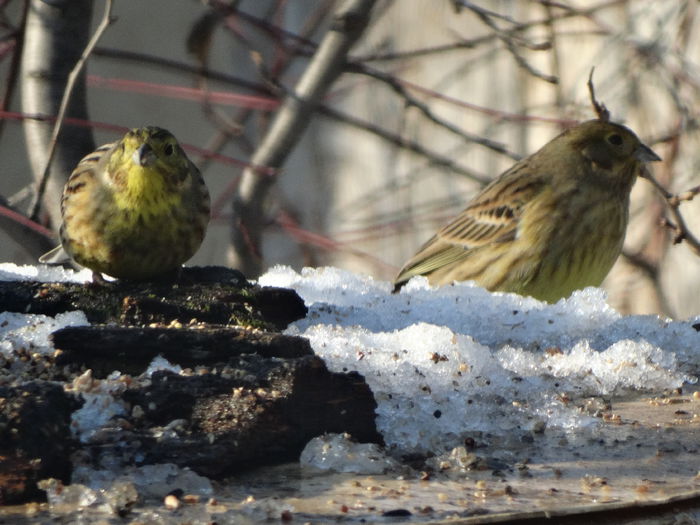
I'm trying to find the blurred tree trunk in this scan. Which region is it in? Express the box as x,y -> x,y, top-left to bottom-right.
21,0 -> 96,231
229,0 -> 376,279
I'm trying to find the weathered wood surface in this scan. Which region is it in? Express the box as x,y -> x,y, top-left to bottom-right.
0,266 -> 307,330
0,266 -> 380,503
121,357 -> 381,477
0,382 -> 79,504
53,325 -> 314,377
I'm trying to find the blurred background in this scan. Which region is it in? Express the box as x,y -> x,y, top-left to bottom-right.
1,0 -> 699,317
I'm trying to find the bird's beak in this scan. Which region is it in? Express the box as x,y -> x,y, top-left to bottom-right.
635,143 -> 661,163
132,143 -> 157,167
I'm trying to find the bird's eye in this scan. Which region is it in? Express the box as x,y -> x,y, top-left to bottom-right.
607,134 -> 623,146
164,144 -> 175,156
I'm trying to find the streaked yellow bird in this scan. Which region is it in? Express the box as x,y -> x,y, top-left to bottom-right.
40,127 -> 210,281
394,120 -> 660,302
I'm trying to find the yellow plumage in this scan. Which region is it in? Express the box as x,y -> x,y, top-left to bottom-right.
40,127 -> 210,281
394,120 -> 660,302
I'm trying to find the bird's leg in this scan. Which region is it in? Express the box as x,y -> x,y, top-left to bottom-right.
91,271 -> 110,285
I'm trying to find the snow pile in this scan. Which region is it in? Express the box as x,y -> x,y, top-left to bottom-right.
0,310 -> 88,358
0,264 -> 90,365
71,463 -> 214,499
67,369 -> 130,442
2,262 -> 699,458
259,266 -> 700,454
67,355 -> 186,443
300,433 -> 401,474
0,262 -> 91,283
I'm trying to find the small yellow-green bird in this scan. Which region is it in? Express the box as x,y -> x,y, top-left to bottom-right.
40,127 -> 210,282
393,120 -> 660,302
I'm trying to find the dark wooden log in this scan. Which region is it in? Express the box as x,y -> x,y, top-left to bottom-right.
0,382 -> 80,504
0,266 -> 383,495
119,355 -> 381,477
52,325 -> 314,378
0,266 -> 307,330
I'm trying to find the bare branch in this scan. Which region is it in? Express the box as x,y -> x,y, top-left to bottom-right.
0,197 -> 54,258
641,171 -> 700,257
620,249 -> 673,317
207,0 -> 318,55
587,67 -> 610,121
229,0 -> 377,278
318,104 -> 490,184
94,47 -> 270,94
462,1 -> 558,84
356,0 -> 628,63
670,186 -> 700,206
347,63 -> 521,160
20,0 -> 97,231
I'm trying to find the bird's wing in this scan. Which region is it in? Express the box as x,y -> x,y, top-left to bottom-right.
38,245 -> 71,265
394,163 -> 546,284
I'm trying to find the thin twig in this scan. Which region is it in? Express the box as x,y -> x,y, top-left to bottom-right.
207,0 -> 318,54
587,67 -> 609,121
621,250 -> 657,280
347,62 -> 521,160
244,52 -> 491,184
354,0 -> 626,63
274,209 -> 397,274
620,249 -> 673,317
93,47 -> 568,127
543,2 -> 564,110
387,75 -> 575,125
641,171 -> 700,257
230,0 -> 377,277
190,1 -> 280,171
0,109 -> 258,171
28,0 -> 115,222
318,104 -> 490,184
464,2 -> 557,84
94,47 -> 269,94
0,196 -> 55,258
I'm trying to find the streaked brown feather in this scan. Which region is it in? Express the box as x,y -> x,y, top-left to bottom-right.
393,120 -> 660,302
39,128 -> 210,281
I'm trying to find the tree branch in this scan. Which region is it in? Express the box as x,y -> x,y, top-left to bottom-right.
641,171 -> 700,257
0,197 -> 55,258
229,0 -> 377,278
20,0 -> 97,230
346,62 -> 520,160
28,0 -> 115,222
318,104 -> 489,184
461,0 -> 558,84
587,67 -> 610,121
